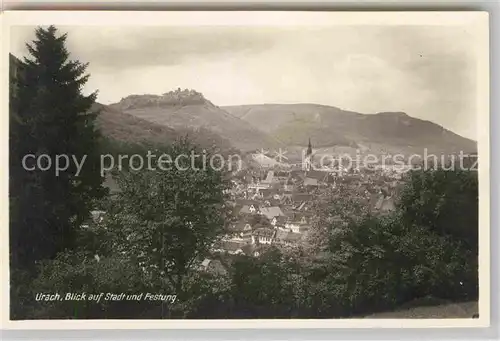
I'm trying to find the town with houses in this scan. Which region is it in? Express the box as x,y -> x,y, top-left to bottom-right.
87,138 -> 408,275
194,139 -> 410,274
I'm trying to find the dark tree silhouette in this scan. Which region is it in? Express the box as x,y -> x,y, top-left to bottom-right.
10,25 -> 106,270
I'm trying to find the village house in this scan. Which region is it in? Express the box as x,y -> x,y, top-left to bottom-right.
259,206 -> 286,220
274,171 -> 290,181
227,221 -> 253,241
271,216 -> 288,228
90,210 -> 106,224
80,210 -> 107,229
294,201 -> 307,211
198,258 -> 228,276
281,191 -> 293,204
368,193 -> 396,213
263,198 -> 281,207
303,177 -> 319,187
289,169 -> 305,182
304,170 -> 330,183
260,170 -> 281,186
285,214 -> 311,233
235,199 -> 261,207
291,192 -> 313,203
239,203 -> 260,215
378,196 -> 396,212
258,188 -> 281,200
247,182 -> 270,190
283,178 -> 294,191
247,176 -> 270,190
251,228 -> 276,245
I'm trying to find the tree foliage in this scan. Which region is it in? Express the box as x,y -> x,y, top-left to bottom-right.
105,138 -> 231,301
30,251 -> 148,319
10,25 -> 105,269
326,212 -> 477,315
225,247 -> 298,318
399,169 -> 478,252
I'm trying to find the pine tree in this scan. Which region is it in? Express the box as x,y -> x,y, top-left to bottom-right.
10,26 -> 106,269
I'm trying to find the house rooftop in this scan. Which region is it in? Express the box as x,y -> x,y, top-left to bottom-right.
305,170 -> 329,181
239,204 -> 259,215
235,199 -> 260,206
292,193 -> 313,202
303,177 -> 319,187
252,228 -> 275,238
273,216 -> 288,225
260,206 -> 285,219
229,221 -> 252,232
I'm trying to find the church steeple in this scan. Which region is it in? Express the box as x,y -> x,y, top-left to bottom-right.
304,138 -> 313,172
307,138 -> 312,156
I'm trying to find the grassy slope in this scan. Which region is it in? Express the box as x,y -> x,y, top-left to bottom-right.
108,101 -> 284,152
93,103 -> 235,152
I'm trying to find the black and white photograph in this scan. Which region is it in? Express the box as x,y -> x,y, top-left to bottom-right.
1,11 -> 490,328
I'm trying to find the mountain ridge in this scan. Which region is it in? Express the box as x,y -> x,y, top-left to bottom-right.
223,103 -> 476,155
108,89 -> 285,152
99,90 -> 476,157
92,102 -> 236,152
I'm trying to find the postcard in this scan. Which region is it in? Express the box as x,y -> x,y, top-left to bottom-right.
0,10 -> 490,329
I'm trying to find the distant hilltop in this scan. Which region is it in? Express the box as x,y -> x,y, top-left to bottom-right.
116,88 -> 210,110
223,103 -> 477,154
101,87 -> 477,155
107,88 -> 283,152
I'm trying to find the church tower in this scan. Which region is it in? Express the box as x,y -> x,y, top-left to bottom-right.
304,138 -> 313,171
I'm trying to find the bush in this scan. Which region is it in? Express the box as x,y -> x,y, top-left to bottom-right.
325,211 -> 478,316
29,251 -> 152,319
399,169 -> 478,252
223,248 -> 297,318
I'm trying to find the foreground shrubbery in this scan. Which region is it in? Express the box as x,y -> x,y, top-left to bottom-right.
19,169 -> 478,319
399,169 -> 479,253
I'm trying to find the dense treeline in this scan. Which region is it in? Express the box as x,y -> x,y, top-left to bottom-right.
10,26 -> 478,320
18,168 -> 478,319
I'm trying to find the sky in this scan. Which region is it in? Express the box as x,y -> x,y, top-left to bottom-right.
10,25 -> 479,140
